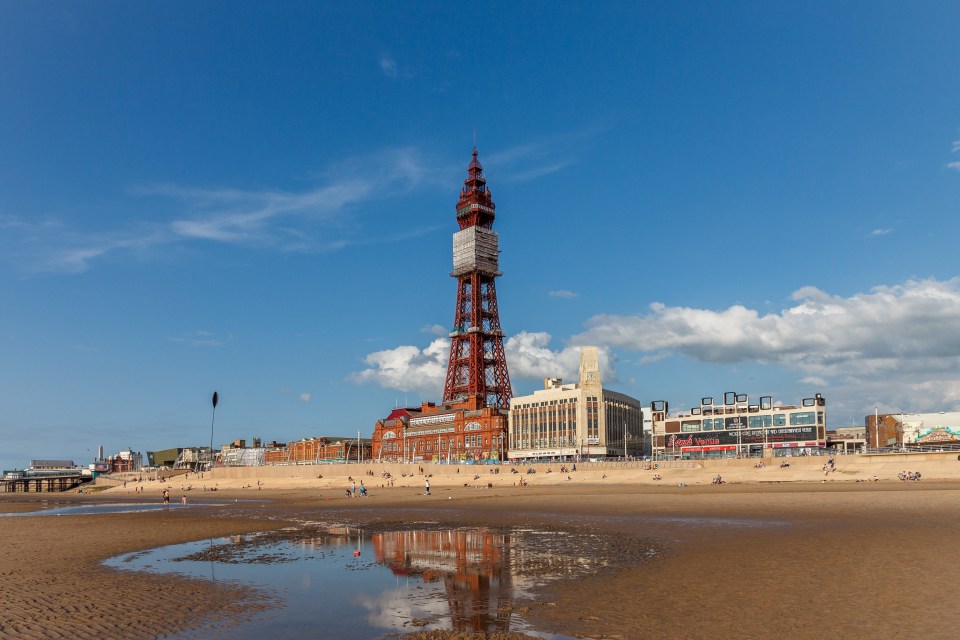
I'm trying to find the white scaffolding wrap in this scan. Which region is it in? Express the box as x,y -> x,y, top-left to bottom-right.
452,226 -> 499,275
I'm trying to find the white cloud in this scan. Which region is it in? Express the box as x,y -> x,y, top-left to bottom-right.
351,338 -> 450,396
352,331 -> 616,395
869,228 -> 893,236
299,393 -> 312,403
421,324 -> 448,336
549,289 -> 578,298
573,277 -> 960,412
948,161 -> 960,172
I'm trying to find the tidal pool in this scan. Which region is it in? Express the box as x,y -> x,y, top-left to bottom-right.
106,523 -> 656,639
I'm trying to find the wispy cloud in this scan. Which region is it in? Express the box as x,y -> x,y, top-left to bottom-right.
2,147 -> 439,273
168,330 -> 225,347
949,135 -> 960,170
484,125 -> 606,183
379,53 -> 399,78
299,393 -> 312,403
549,289 -> 578,299
157,147 -> 433,247
869,228 -> 893,237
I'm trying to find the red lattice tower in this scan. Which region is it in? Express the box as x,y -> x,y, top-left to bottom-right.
442,148 -> 512,409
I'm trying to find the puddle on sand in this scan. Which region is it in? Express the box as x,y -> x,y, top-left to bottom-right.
106,524 -> 659,640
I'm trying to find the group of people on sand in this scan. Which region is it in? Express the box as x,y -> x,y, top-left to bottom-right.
160,488 -> 188,505
345,480 -> 369,498
898,470 -> 922,482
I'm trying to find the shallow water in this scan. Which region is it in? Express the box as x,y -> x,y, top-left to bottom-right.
104,524 -> 644,639
0,502 -> 225,516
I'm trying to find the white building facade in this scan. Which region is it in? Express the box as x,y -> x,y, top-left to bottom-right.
507,347 -> 643,461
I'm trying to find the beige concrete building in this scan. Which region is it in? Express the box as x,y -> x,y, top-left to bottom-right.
507,347 -> 643,461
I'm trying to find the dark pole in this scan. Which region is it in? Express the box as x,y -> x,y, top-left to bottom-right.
210,391 -> 219,469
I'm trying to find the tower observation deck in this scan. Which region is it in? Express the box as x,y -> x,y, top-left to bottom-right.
442,148 -> 513,409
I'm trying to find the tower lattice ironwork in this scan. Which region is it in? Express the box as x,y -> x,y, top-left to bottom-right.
442,147 -> 512,409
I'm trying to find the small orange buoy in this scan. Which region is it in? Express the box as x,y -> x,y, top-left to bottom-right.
353,550 -> 361,556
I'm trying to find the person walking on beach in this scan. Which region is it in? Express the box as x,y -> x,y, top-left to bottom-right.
425,478 -> 431,496
162,488 -> 169,506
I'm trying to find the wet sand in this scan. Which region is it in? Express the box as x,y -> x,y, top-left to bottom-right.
2,479 -> 959,640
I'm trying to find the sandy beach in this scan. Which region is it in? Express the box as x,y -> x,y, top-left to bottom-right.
2,458 -> 959,640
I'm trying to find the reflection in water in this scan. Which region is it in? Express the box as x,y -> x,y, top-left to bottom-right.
373,529 -> 513,634
106,524 -> 646,640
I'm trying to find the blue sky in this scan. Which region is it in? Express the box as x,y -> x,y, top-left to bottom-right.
2,2 -> 960,470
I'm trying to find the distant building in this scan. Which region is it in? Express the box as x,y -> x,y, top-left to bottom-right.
106,449 -> 143,473
826,426 -> 866,452
507,347 -> 643,461
651,392 -> 826,459
867,411 -> 960,449
265,437 -> 372,464
146,448 -> 183,468
28,459 -> 77,470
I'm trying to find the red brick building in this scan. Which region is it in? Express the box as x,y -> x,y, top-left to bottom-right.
372,397 -> 507,464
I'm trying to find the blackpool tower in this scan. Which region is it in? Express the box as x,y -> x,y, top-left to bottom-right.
442,148 -> 513,410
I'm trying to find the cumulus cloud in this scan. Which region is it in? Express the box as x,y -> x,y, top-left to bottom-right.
573,277 -> 960,411
352,331 -> 616,396
351,338 -> 450,396
351,278 -> 960,414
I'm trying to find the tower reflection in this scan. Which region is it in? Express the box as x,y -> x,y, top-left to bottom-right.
372,529 -> 513,633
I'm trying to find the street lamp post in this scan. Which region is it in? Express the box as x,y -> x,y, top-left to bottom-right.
209,391 -> 219,471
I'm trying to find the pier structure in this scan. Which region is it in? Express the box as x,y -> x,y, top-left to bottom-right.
1,472 -> 92,493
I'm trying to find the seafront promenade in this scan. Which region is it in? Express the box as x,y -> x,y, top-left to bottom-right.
94,450 -> 960,495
